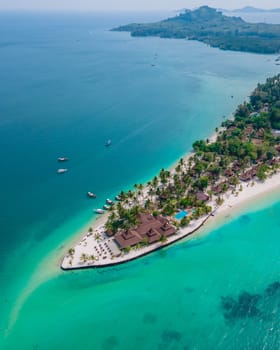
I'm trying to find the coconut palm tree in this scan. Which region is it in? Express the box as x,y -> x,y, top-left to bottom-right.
160,234 -> 167,243
89,255 -> 95,263
80,253 -> 88,263
68,248 -> 75,256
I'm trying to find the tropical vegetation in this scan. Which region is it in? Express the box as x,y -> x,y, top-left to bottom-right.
104,74 -> 280,248
113,6 -> 280,54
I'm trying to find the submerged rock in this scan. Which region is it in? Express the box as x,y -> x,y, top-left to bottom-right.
239,215 -> 251,225
161,329 -> 182,342
221,292 -> 261,320
265,281 -> 280,296
102,335 -> 119,349
143,313 -> 157,324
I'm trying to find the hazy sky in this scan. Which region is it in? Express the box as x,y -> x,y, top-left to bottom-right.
0,0 -> 279,11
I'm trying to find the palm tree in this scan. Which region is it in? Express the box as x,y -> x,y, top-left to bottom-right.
148,187 -> 155,201
179,158 -> 185,166
175,164 -> 181,174
80,253 -> 88,263
152,176 -> 158,188
68,248 -> 75,256
94,233 -> 101,241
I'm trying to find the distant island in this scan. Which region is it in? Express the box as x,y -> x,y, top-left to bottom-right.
112,6 -> 280,54
62,74 -> 280,270
223,6 -> 280,14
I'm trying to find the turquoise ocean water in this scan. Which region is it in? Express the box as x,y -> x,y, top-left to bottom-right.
0,12 -> 280,349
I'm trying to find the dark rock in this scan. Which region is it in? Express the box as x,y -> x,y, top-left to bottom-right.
143,313 -> 157,324
102,335 -> 119,349
265,281 -> 280,296
221,292 -> 261,320
161,329 -> 182,342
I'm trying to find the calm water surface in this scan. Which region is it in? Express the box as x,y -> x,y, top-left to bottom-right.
0,11 -> 280,349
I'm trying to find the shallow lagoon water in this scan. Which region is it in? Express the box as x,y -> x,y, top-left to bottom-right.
0,11 -> 280,349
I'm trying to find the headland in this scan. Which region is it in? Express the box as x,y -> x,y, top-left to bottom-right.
61,74 -> 280,270
112,6 -> 280,54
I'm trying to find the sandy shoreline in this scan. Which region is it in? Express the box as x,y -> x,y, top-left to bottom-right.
61,169 -> 280,270
59,126 -> 225,264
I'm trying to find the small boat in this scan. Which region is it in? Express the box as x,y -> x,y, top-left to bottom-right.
105,139 -> 111,147
106,198 -> 114,205
57,168 -> 68,174
103,205 -> 110,210
87,192 -> 97,198
57,157 -> 69,162
95,209 -> 104,214
115,195 -> 122,201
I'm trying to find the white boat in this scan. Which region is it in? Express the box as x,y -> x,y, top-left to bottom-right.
95,209 -> 104,214
105,139 -> 111,147
115,195 -> 122,201
57,168 -> 68,174
57,157 -> 69,162
87,192 -> 97,198
103,205 -> 110,210
106,198 -> 114,205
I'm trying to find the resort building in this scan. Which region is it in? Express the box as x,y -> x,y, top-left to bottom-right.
114,213 -> 176,249
196,192 -> 209,202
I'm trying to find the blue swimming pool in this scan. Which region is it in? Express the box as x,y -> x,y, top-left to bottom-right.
174,210 -> 188,220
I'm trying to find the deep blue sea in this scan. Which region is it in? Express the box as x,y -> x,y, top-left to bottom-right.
0,11 -> 280,350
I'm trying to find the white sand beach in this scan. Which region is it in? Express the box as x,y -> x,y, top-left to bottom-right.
61,170 -> 280,270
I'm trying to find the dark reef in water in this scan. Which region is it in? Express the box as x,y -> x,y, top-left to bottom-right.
221,292 -> 261,319
239,215 -> 251,225
158,329 -> 183,349
102,335 -> 119,349
161,329 -> 182,342
143,312 -> 158,324
221,280 -> 280,321
265,281 -> 280,296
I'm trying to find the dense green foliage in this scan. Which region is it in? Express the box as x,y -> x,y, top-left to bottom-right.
105,75 -> 280,245
251,76 -> 280,129
113,6 -> 280,54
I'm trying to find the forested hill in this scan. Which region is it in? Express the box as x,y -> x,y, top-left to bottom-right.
112,6 -> 280,54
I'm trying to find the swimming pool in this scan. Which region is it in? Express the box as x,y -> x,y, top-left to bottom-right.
174,210 -> 188,220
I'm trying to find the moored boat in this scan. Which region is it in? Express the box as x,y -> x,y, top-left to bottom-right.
106,198 -> 114,205
87,192 -> 97,198
57,157 -> 69,162
95,209 -> 104,214
115,195 -> 122,201
57,168 -> 68,174
103,205 -> 110,210
105,139 -> 111,147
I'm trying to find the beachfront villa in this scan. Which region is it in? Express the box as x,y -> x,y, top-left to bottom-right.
114,213 -> 176,249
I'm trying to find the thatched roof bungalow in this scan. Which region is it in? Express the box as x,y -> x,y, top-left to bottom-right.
114,214 -> 176,249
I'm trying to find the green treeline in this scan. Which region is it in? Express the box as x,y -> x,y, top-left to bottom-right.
105,75 -> 280,241
113,6 -> 280,54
